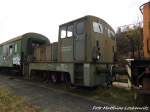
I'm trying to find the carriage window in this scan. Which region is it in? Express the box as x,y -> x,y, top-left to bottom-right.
9,45 -> 13,55
60,26 -> 67,38
14,44 -> 17,53
76,22 -> 84,35
93,22 -> 103,33
3,46 -> 8,56
67,25 -> 73,37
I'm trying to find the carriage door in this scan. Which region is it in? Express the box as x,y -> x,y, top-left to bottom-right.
74,21 -> 85,61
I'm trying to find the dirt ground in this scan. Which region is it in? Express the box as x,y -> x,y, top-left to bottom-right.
0,73 -> 113,112
0,73 -> 142,112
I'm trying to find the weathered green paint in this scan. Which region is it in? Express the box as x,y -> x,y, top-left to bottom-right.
29,63 -> 74,83
0,33 -> 50,68
58,15 -> 116,63
28,15 -> 116,87
0,15 -> 116,87
0,40 -> 21,67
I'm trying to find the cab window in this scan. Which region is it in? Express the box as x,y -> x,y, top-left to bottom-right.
76,22 -> 84,35
108,29 -> 115,39
60,26 -> 67,38
67,25 -> 73,37
93,22 -> 103,33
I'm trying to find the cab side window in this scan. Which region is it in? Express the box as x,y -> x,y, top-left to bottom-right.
60,26 -> 67,38
108,29 -> 115,40
76,22 -> 84,35
67,25 -> 73,37
93,22 -> 103,33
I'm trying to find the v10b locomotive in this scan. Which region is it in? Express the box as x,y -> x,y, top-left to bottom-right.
0,15 -> 116,87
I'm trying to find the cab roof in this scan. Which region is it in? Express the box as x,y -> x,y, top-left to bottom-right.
59,15 -> 115,33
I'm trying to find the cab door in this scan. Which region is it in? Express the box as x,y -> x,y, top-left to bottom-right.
74,21 -> 85,61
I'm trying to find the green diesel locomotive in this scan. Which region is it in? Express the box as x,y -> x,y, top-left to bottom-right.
0,15 -> 116,87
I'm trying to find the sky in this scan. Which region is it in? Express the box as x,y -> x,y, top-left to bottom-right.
0,0 -> 149,43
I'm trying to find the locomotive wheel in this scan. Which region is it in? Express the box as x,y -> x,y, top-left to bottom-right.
60,73 -> 65,82
64,73 -> 71,84
56,73 -> 61,83
51,74 -> 57,83
30,70 -> 38,80
47,73 -> 51,84
43,72 -> 49,83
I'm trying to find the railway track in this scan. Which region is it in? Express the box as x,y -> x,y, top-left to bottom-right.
0,73 -> 138,112
0,73 -> 109,112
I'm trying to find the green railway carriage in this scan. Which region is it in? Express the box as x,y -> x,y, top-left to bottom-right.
0,33 -> 50,71
29,15 -> 117,87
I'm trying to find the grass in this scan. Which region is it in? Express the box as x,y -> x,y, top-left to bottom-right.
0,87 -> 41,112
47,83 -> 135,106
92,87 -> 135,106
71,87 -> 135,106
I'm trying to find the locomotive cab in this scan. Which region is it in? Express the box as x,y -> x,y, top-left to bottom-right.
57,16 -> 117,86
58,18 -> 86,62
90,17 -> 116,63
58,15 -> 116,63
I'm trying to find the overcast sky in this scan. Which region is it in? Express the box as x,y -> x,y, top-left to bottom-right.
0,0 -> 149,43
